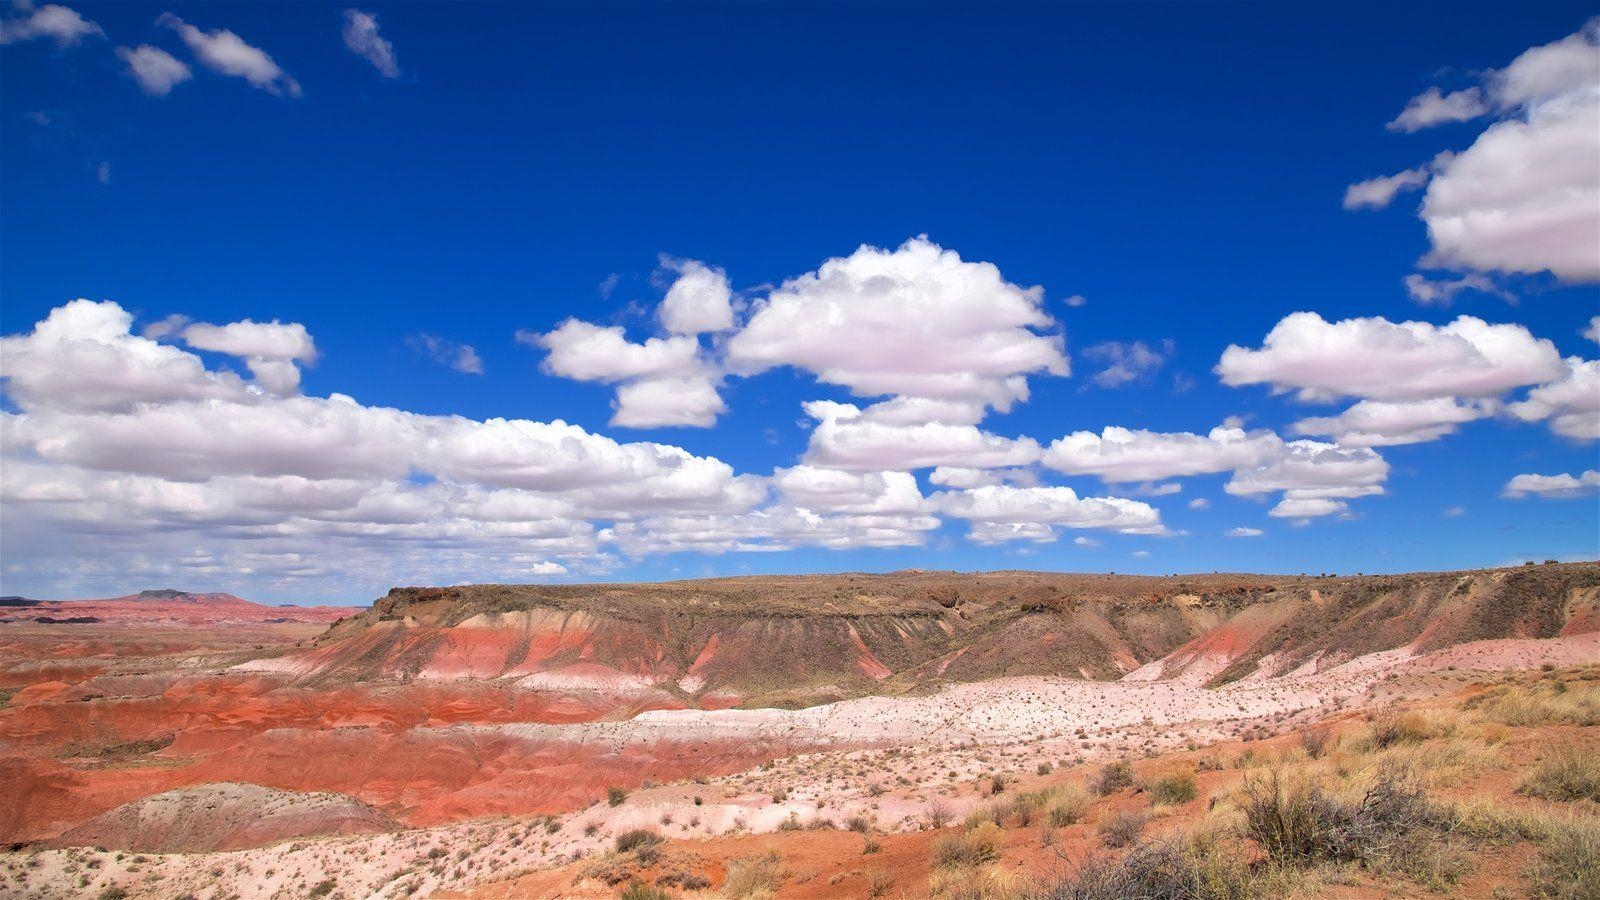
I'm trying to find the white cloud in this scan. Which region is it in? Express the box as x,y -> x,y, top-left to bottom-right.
610,376 -> 725,429
0,3 -> 100,45
1217,312 -> 1565,403
1073,535 -> 1101,547
1292,398 -> 1496,447
1502,469 -> 1600,498
180,318 -> 316,396
1188,497 -> 1210,510
725,237 -> 1069,417
530,320 -> 722,428
801,400 -> 1042,472
1343,167 -> 1430,210
117,45 -> 191,96
1422,93 -> 1599,282
1384,21 -> 1600,283
94,161 -> 110,185
342,9 -> 399,78
406,334 -> 484,375
1506,357 -> 1600,440
1387,87 -> 1487,132
1043,424 -> 1281,483
1226,439 -> 1388,519
1269,497 -> 1348,519
527,561 -> 567,576
1402,273 -> 1506,307
1084,340 -> 1167,387
774,466 -> 925,515
1226,527 -> 1264,537
159,13 -> 302,98
1584,316 -> 1600,344
934,484 -> 1164,542
658,258 -> 734,335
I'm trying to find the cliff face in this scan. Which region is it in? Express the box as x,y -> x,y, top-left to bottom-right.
245,565 -> 1600,705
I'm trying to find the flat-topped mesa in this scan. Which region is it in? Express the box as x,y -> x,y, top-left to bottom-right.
252,564 -> 1600,708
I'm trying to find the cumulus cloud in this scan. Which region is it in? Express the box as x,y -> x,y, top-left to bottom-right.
1226,527 -> 1264,537
1373,21 -> 1600,284
0,299 -> 837,594
159,13 -> 302,98
117,45 -> 191,96
774,466 -> 926,515
658,258 -> 734,335
1292,398 -> 1496,447
1387,87 -> 1488,132
725,237 -> 1069,417
1084,340 -> 1168,387
1506,358 -> 1600,440
1217,312 -> 1564,403
342,9 -> 399,78
610,376 -> 725,429
1502,469 -> 1600,498
1343,167 -> 1430,210
1402,273 -> 1507,307
1043,425 -> 1282,483
1226,439 -> 1388,519
179,318 -> 316,395
406,334 -> 484,375
934,484 -> 1165,543
529,320 -> 721,428
1585,316 -> 1600,344
0,2 -> 99,45
801,400 -> 1042,472
1043,422 -> 1388,519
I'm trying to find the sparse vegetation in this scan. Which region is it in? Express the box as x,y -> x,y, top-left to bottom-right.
1097,807 -> 1148,848
1146,768 -> 1198,806
723,850 -> 786,899
1091,760 -> 1135,796
1519,745 -> 1600,803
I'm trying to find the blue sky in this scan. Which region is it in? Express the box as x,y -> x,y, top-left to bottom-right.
2,2 -> 1597,602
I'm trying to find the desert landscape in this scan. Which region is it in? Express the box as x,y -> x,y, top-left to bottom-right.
5,4 -> 1598,899
1,564 -> 1596,898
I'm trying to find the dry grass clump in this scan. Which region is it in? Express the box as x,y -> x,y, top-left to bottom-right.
1528,815 -> 1600,899
1030,832 -> 1256,900
1238,765 -> 1472,888
1367,710 -> 1434,749
1469,679 -> 1600,727
619,881 -> 670,900
723,850 -> 786,900
1296,724 -> 1335,759
1146,769 -> 1199,806
1091,760 -> 1135,796
1519,745 -> 1600,803
1097,808 -> 1148,849
1046,784 -> 1091,827
934,822 -> 1004,869
929,821 -> 1015,899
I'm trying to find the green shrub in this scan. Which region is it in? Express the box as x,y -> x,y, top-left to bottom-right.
607,786 -> 629,806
